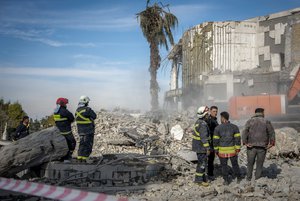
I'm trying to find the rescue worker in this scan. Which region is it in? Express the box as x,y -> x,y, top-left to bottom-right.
213,111 -> 241,185
242,108 -> 275,181
53,97 -> 76,161
192,106 -> 210,187
75,95 -> 97,161
205,106 -> 219,179
12,116 -> 30,141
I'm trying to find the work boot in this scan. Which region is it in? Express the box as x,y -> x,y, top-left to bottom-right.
198,182 -> 209,187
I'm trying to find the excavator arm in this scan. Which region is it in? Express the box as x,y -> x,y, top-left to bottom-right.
287,67 -> 300,102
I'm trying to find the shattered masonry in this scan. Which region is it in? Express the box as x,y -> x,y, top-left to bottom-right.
166,8 -> 300,109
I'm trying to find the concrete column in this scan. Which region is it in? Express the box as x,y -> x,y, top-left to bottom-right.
226,74 -> 234,100
170,60 -> 178,90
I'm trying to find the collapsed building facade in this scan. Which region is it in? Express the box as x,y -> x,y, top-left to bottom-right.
166,7 -> 300,111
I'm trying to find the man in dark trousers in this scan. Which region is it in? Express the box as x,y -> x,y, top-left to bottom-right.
75,95 -> 97,162
192,106 -> 210,187
54,97 -> 76,161
213,111 -> 242,185
12,116 -> 30,141
243,108 -> 275,181
205,106 -> 219,180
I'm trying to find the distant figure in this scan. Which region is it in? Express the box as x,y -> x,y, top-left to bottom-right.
54,97 -> 76,161
192,106 -> 210,187
205,106 -> 219,180
75,96 -> 97,161
12,116 -> 30,141
213,111 -> 241,185
243,108 -> 275,181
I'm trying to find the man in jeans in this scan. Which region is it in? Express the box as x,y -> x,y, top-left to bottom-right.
242,108 -> 275,181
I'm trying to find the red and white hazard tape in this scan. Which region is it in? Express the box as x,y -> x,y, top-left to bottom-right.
0,177 -> 136,201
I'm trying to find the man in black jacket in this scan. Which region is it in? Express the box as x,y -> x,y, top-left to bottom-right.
54,97 -> 76,161
75,95 -> 97,161
12,116 -> 30,141
205,106 -> 219,179
192,106 -> 210,187
243,108 -> 275,180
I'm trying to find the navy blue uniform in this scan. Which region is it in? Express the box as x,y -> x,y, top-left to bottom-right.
75,106 -> 97,159
192,118 -> 210,183
54,106 -> 76,159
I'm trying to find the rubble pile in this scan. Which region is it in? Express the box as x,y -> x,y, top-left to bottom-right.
269,127 -> 300,158
70,110 -> 300,201
75,110 -> 196,160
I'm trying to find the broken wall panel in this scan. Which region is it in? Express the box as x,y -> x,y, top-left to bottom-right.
167,7 -> 300,109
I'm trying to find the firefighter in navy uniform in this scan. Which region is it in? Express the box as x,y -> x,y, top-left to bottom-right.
213,111 -> 242,185
75,95 -> 97,161
12,116 -> 30,141
205,106 -> 219,180
192,106 -> 210,187
53,98 -> 76,161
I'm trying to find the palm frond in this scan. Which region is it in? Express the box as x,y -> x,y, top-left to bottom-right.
137,2 -> 178,50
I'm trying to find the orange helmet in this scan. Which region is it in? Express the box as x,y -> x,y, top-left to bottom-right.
56,98 -> 69,106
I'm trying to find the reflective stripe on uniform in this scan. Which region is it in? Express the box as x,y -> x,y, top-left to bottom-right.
77,156 -> 88,160
235,145 -> 241,149
219,146 -> 236,154
214,146 -> 220,150
75,109 -> 92,124
203,143 -> 209,147
193,124 -> 200,136
60,131 -> 72,135
213,135 -> 220,139
234,133 -> 241,137
53,114 -> 67,122
195,172 -> 204,176
192,135 -> 201,140
218,153 -> 236,158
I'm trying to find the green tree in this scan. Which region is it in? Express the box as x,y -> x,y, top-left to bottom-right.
137,1 -> 178,111
40,115 -> 55,128
30,118 -> 41,132
7,102 -> 27,129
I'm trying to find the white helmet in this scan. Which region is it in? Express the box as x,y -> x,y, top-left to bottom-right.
197,106 -> 209,118
79,95 -> 90,104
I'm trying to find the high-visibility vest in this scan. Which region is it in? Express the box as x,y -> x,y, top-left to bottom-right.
75,109 -> 92,124
53,114 -> 67,122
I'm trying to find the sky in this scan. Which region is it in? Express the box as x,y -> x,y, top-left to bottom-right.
1,0 -> 300,119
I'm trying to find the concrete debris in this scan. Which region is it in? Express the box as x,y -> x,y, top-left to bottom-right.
170,124 -> 184,140
269,127 -> 300,157
176,149 -> 197,162
72,110 -> 300,201
2,110 -> 299,201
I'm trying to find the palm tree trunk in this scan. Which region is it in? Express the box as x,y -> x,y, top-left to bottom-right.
149,41 -> 161,111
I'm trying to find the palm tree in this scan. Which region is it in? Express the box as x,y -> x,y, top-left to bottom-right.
137,1 -> 178,111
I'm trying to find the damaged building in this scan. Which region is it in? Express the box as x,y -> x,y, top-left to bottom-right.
165,7 -> 300,112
